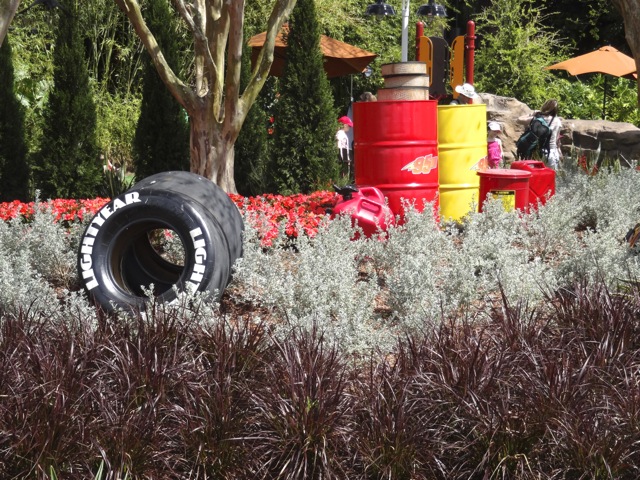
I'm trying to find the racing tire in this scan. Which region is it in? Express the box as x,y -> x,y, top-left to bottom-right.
129,171 -> 243,267
78,176 -> 241,313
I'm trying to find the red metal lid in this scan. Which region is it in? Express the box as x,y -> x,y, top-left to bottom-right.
477,168 -> 531,178
511,160 -> 547,169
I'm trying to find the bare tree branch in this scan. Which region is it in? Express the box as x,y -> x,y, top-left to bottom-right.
223,0 -> 244,134
173,0 -> 216,97
114,0 -> 198,111
208,1 -> 228,120
0,0 -> 21,47
240,0 -> 296,113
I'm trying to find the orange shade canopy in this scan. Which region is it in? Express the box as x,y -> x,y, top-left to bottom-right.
248,26 -> 377,78
545,46 -> 636,78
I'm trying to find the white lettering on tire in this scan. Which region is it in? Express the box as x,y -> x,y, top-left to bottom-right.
79,192 -> 141,290
188,227 -> 207,291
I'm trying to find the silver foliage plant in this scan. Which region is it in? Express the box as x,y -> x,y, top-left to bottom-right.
233,167 -> 640,352
0,207 -> 89,317
233,214 -> 386,353
3,168 -> 640,353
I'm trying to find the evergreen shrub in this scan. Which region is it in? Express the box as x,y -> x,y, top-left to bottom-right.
0,37 -> 30,202
32,6 -> 102,200
132,0 -> 189,181
234,39 -> 271,197
269,0 -> 338,194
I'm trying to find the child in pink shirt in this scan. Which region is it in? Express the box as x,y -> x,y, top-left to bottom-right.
487,121 -> 503,169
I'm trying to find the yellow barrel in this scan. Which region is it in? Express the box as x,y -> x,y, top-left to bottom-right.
437,104 -> 487,222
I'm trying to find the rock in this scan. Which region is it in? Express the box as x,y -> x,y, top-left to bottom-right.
563,119 -> 640,166
478,93 -> 640,166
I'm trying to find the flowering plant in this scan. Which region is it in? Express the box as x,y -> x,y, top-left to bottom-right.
229,191 -> 339,246
0,198 -> 111,224
0,191 -> 339,246
577,153 -> 599,176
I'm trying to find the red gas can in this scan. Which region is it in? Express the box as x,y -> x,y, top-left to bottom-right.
477,169 -> 531,213
330,185 -> 394,238
510,160 -> 556,209
353,100 -> 439,218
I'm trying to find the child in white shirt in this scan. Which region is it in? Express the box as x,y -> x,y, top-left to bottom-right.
336,116 -> 353,178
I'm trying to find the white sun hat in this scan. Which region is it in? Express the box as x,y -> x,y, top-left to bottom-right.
455,83 -> 478,99
488,121 -> 501,131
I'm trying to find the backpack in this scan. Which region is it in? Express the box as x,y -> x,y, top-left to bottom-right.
516,113 -> 554,159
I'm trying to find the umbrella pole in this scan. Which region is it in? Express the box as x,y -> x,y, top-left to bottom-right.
602,75 -> 607,120
350,74 -> 353,103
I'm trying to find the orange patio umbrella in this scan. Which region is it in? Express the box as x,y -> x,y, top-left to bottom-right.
545,46 -> 636,77
545,46 -> 637,118
248,26 -> 377,79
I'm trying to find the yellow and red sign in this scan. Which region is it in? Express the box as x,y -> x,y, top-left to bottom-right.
470,155 -> 489,172
402,154 -> 438,175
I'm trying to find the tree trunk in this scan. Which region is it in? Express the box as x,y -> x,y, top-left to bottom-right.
0,0 -> 20,48
610,0 -> 640,106
114,0 -> 296,193
189,107 -> 236,193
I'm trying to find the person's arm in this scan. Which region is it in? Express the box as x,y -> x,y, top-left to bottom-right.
548,118 -> 562,153
516,113 -> 534,125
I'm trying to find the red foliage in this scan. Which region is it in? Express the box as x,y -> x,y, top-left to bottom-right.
578,154 -> 598,176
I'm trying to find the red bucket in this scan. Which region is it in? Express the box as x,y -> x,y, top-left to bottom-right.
510,160 -> 556,209
353,100 -> 438,218
477,169 -> 531,213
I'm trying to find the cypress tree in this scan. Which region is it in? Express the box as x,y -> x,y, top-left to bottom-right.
133,0 -> 189,181
0,36 -> 30,202
269,0 -> 338,195
33,3 -> 102,200
234,38 -> 270,197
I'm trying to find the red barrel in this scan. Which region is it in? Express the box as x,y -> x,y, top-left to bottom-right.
477,169 -> 531,213
353,100 -> 438,218
510,160 -> 556,209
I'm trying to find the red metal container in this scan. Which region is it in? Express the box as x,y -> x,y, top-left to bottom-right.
330,185 -> 394,238
353,100 -> 439,218
510,160 -> 556,209
477,169 -> 531,213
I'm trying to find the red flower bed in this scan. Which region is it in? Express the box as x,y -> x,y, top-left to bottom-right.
229,191 -> 339,246
0,198 -> 111,223
0,191 -> 340,246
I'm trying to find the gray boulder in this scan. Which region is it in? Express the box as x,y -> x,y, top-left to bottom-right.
479,93 -> 640,166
